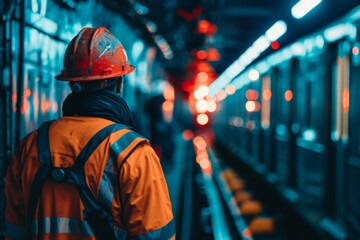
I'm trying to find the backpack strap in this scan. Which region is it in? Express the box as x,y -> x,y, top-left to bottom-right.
27,122 -> 128,240
27,120 -> 55,239
67,124 -> 146,240
65,123 -> 126,240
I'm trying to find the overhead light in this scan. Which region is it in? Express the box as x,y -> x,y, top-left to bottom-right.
198,86 -> 209,97
248,69 -> 260,81
197,72 -> 209,82
290,42 -> 306,56
323,23 -> 356,42
252,35 -> 270,53
163,49 -> 174,59
237,55 -> 251,66
196,99 -> 208,113
133,1 -> 148,15
265,20 -> 287,41
209,20 -> 287,96
225,84 -> 236,95
153,35 -> 174,59
145,21 -> 157,33
243,46 -> 260,62
131,40 -> 144,61
291,0 -> 322,19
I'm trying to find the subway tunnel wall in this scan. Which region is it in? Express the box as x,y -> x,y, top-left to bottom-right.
0,0 -> 170,155
1,1 -> 360,240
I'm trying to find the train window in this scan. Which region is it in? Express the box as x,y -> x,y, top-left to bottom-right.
306,81 -> 318,130
332,41 -> 350,142
296,54 -> 325,141
348,42 -> 360,156
272,64 -> 291,132
296,79 -> 318,141
261,75 -> 271,129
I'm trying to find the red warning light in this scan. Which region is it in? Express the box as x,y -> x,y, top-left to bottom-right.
196,50 -> 207,60
182,129 -> 194,141
284,90 -> 293,102
271,41 -> 280,50
207,48 -> 221,61
246,89 -> 259,100
353,46 -> 359,55
197,20 -> 217,36
198,20 -> 211,34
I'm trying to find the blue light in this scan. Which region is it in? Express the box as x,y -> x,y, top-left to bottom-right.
209,20 -> 287,95
324,23 -> 356,42
291,0 -> 322,19
252,35 -> 270,53
265,20 -> 287,41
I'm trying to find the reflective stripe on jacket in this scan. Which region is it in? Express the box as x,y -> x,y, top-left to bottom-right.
5,116 -> 175,240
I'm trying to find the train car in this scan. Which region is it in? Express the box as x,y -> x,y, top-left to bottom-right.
213,6 -> 360,239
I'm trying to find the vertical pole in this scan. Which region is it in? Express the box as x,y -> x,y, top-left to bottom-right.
1,0 -> 17,236
8,14 -> 14,163
0,0 -> 5,237
15,0 -> 25,145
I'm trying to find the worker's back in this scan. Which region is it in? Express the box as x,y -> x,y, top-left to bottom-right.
5,116 -> 175,239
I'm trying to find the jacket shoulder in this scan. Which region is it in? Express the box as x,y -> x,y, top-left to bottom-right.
109,126 -> 148,163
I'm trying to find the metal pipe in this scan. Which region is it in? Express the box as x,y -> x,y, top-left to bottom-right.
0,0 -> 6,236
0,18 -> 15,239
10,15 -> 67,43
15,0 -> 25,145
0,0 -> 14,171
0,0 -> 17,24
0,0 -> 5,164
6,18 -> 13,169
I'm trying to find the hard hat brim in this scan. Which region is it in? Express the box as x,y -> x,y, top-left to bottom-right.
55,65 -> 135,82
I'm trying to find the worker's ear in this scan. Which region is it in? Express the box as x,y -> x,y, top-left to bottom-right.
116,77 -> 124,96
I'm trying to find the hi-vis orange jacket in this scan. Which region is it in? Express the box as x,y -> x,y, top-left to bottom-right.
5,116 -> 175,240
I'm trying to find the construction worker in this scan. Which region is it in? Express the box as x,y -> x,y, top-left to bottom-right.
5,27 -> 175,240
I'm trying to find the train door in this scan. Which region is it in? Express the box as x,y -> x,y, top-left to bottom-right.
246,77 -> 262,166
261,73 -> 276,174
214,90 -> 237,148
340,39 -> 360,239
227,92 -> 240,151
294,45 -> 330,220
233,85 -> 248,159
271,62 -> 295,188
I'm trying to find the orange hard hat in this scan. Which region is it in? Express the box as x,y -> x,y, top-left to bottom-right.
55,27 -> 135,82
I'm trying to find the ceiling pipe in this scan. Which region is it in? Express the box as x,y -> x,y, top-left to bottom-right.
127,0 -> 175,60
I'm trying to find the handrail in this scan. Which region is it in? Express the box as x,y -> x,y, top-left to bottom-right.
201,171 -> 232,240
207,147 -> 253,240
